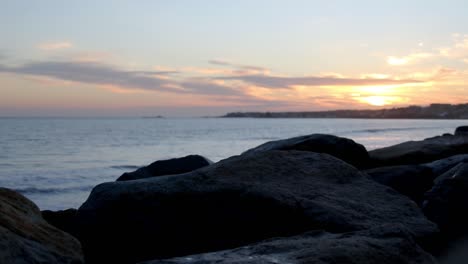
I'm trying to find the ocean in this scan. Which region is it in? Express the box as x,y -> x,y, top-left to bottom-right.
0,117 -> 464,210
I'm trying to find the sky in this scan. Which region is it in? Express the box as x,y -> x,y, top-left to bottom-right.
1,0 -> 468,117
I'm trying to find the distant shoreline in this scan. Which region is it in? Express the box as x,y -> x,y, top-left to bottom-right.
222,103 -> 468,119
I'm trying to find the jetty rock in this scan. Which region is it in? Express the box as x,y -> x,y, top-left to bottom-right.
423,162 -> 468,241
243,134 -> 370,169
75,150 -> 437,263
42,208 -> 79,238
117,154 -> 213,181
141,225 -> 436,264
0,187 -> 84,264
364,164 -> 435,205
369,133 -> 468,167
454,126 -> 468,136
424,154 -> 468,176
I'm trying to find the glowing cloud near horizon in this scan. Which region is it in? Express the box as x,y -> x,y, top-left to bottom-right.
387,56 -> 409,66
359,96 -> 390,106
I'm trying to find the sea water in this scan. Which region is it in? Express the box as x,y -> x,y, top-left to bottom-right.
0,117 -> 464,210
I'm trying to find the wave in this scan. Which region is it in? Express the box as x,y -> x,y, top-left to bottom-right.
15,185 -> 96,195
347,126 -> 443,134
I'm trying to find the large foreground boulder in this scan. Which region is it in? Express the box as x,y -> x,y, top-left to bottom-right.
117,155 -> 213,181
423,162 -> 468,241
142,225 -> 436,264
242,134 -> 370,169
0,187 -> 84,264
364,165 -> 435,204
76,151 -> 437,263
369,134 -> 468,167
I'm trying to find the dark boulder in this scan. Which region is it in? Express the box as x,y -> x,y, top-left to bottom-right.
0,187 -> 84,264
42,208 -> 78,237
76,151 -> 437,263
364,165 -> 435,204
424,154 -> 468,176
141,225 -> 436,264
454,126 -> 468,136
242,134 -> 370,169
116,154 -> 213,181
423,162 -> 468,241
369,134 -> 468,167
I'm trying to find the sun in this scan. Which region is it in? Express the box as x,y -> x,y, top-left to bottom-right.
360,96 -> 389,106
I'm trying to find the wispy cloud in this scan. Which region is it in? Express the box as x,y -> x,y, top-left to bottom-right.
38,41 -> 73,50
217,74 -> 420,89
180,79 -> 243,96
0,60 -> 244,96
439,34 -> 468,63
387,53 -> 433,66
386,34 -> 468,66
208,59 -> 269,74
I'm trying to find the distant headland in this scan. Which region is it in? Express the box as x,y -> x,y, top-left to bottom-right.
223,103 -> 468,119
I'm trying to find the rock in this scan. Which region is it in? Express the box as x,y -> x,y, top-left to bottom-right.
423,162 -> 468,240
242,134 -> 370,169
141,225 -> 436,264
76,151 -> 437,263
424,154 -> 468,176
116,155 -> 213,181
364,165 -> 435,204
42,208 -> 78,237
0,187 -> 84,264
454,126 -> 468,136
369,134 -> 468,167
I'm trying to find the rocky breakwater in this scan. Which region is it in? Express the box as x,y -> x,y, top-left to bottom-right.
70,134 -> 436,263
9,129 -> 468,263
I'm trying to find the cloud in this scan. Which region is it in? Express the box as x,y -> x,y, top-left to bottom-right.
208,59 -> 232,66
387,34 -> 468,66
387,56 -> 409,66
180,79 -> 243,96
0,60 -> 245,96
0,61 -> 176,91
208,59 -> 269,73
387,53 -> 433,66
438,34 -> 468,63
38,41 -> 73,50
217,74 -> 421,89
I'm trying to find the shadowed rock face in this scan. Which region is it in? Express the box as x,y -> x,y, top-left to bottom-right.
76,151 -> 437,264
242,134 -> 370,169
116,155 -> 213,181
369,134 -> 468,167
0,188 -> 84,264
423,162 -> 468,241
42,208 -> 78,238
141,225 -> 436,264
365,165 -> 435,204
455,126 -> 468,136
